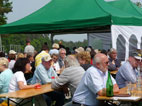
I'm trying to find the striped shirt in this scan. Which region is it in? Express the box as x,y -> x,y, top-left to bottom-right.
51,66 -> 85,96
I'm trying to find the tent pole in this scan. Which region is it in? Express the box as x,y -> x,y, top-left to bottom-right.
51,34 -> 54,44
0,35 -> 2,51
87,33 -> 89,46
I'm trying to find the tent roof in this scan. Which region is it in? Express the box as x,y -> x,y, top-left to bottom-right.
98,0 -> 142,25
0,0 -> 111,34
0,0 -> 142,34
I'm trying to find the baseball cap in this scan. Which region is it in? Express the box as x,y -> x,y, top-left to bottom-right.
9,50 -> 16,55
42,55 -> 52,62
132,52 -> 142,60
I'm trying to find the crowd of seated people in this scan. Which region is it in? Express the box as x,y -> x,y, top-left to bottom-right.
1,40 -> 142,106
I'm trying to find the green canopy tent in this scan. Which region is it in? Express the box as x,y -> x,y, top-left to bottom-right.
0,0 -> 111,34
0,0 -> 142,34
98,0 -> 142,26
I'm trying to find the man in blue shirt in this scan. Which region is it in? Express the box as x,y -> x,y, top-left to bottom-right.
116,53 -> 141,88
31,55 -> 64,106
72,53 -> 119,106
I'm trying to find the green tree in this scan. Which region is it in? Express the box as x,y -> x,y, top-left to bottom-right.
1,34 -> 51,53
0,0 -> 12,25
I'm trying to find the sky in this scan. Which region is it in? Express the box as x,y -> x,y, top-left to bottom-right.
6,0 -> 87,42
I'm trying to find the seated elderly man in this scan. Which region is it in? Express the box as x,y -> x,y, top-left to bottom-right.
108,48 -> 121,71
31,55 -> 64,106
72,53 -> 119,106
116,53 -> 141,88
52,55 -> 85,105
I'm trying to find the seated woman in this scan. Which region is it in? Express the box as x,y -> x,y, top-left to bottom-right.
0,57 -> 13,103
9,58 -> 39,93
76,51 -> 92,71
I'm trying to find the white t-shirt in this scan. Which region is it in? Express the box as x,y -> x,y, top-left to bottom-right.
24,45 -> 35,54
8,60 -> 16,70
9,71 -> 27,92
53,62 -> 60,74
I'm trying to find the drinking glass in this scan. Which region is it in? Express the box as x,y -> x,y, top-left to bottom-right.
125,81 -> 132,95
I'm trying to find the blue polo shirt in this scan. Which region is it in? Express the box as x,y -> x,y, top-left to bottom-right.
31,63 -> 57,84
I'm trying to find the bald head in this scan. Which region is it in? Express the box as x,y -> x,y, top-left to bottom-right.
94,53 -> 107,64
94,53 -> 109,72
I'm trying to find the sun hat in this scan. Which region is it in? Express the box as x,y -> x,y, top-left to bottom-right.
52,43 -> 59,49
9,50 -> 16,55
75,47 -> 84,53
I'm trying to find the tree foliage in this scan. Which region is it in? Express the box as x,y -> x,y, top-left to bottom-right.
0,0 -> 12,25
1,34 -> 88,53
1,34 -> 52,53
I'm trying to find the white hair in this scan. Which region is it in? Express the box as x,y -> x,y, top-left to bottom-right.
59,48 -> 66,53
93,56 -> 101,65
64,55 -> 79,67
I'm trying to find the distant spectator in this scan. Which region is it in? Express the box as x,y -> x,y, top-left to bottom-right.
49,43 -> 59,55
51,54 -> 61,74
17,53 -> 25,60
0,58 -> 13,103
86,47 -> 91,53
0,52 -> 5,57
108,48 -> 121,71
58,48 -> 66,69
24,39 -> 35,54
8,50 -> 16,70
26,53 -> 35,81
65,47 -> 71,55
35,44 -> 50,67
90,48 -> 96,65
72,47 -> 77,54
75,47 -> 84,54
101,49 -> 107,56
59,41 -> 65,49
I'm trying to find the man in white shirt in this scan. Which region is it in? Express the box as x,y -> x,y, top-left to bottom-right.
72,53 -> 119,106
24,39 -> 35,54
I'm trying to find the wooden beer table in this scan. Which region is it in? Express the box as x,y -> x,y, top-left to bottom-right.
110,70 -> 118,75
97,84 -> 142,102
0,83 -> 53,106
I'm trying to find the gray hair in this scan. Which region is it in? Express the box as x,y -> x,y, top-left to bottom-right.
0,57 -> 9,68
59,48 -> 66,53
109,48 -> 116,53
64,55 -> 79,67
93,56 -> 101,65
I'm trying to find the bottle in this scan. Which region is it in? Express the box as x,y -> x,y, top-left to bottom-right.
106,71 -> 113,97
